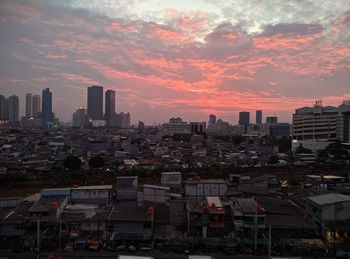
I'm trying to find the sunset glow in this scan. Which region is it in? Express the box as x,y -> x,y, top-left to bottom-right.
0,0 -> 349,123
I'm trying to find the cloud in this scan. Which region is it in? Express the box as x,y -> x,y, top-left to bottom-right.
0,0 -> 349,123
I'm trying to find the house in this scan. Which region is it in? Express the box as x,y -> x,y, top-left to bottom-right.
107,206 -> 153,241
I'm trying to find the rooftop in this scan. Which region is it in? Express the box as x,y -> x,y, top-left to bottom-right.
308,193 -> 350,206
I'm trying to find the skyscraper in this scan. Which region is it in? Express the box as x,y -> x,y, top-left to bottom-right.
0,95 -> 7,120
73,107 -> 88,127
105,89 -> 115,124
266,116 -> 278,124
26,94 -> 32,118
239,111 -> 250,133
32,94 -> 41,118
209,114 -> 216,127
256,110 -> 262,125
239,111 -> 250,126
7,95 -> 19,122
87,85 -> 103,120
42,88 -> 53,126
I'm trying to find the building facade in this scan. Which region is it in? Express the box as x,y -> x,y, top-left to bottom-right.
87,85 -> 103,120
105,89 -> 115,125
293,101 -> 339,141
42,88 -> 53,126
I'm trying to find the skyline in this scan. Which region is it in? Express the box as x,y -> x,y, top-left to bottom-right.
0,0 -> 350,124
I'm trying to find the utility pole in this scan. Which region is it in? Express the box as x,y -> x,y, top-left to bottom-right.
268,224 -> 271,259
254,208 -> 257,255
36,218 -> 40,259
59,217 -> 62,251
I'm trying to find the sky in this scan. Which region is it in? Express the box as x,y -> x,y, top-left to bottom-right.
0,0 -> 349,124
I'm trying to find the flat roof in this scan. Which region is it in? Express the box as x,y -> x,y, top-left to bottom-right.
162,171 -> 181,175
118,256 -> 154,259
73,185 -> 113,190
143,184 -> 170,191
185,179 -> 227,184
308,193 -> 350,206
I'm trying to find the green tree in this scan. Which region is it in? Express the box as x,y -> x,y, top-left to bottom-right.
89,156 -> 105,168
325,141 -> 349,161
63,155 -> 82,171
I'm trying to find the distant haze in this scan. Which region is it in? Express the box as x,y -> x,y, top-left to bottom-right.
0,0 -> 349,124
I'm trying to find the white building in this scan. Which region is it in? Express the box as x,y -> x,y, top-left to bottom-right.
185,179 -> 227,199
293,100 -> 350,141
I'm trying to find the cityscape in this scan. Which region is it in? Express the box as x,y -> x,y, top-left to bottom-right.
1,1 -> 350,259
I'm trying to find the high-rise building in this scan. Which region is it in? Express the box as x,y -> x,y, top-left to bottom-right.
42,88 -> 53,126
105,89 -> 115,124
7,95 -> 19,122
256,110 -> 262,125
239,111 -> 250,132
266,116 -> 278,124
0,95 -> 8,120
209,114 -> 216,127
26,94 -> 32,118
336,101 -> 350,142
293,100 -> 338,141
32,94 -> 41,118
73,107 -> 88,127
87,85 -> 103,120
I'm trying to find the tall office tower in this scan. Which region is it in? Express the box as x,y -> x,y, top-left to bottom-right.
266,116 -> 278,124
87,85 -> 103,120
32,94 -> 41,118
105,89 -> 115,124
239,111 -> 250,133
26,94 -> 33,118
73,107 -> 88,127
0,95 -> 8,120
293,100 -> 338,141
7,95 -> 19,122
208,114 -> 216,127
42,88 -> 53,126
239,111 -> 250,126
256,110 -> 262,125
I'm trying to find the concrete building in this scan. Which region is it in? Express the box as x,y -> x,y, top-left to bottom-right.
110,112 -> 130,128
266,116 -> 278,124
25,93 -> 32,118
73,107 -> 88,127
70,185 -> 113,205
87,85 -> 104,120
105,89 -> 115,125
256,110 -> 262,125
208,114 -> 216,128
337,111 -> 350,142
269,123 -> 291,138
306,193 -> 350,239
0,95 -> 7,120
239,111 -> 250,127
163,117 -> 191,134
107,206 -> 152,241
185,178 -> 227,199
116,176 -> 139,207
32,94 -> 41,118
42,88 -> 53,126
293,101 -> 338,141
190,122 -> 206,134
7,95 -> 19,123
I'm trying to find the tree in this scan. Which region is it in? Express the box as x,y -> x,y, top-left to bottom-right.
89,156 -> 105,168
325,141 -> 349,161
295,146 -> 313,154
63,155 -> 82,171
269,154 -> 279,164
